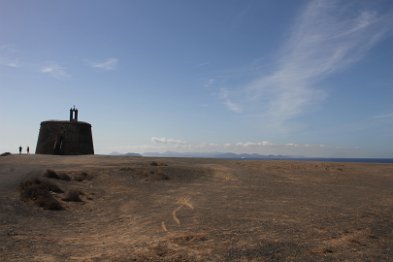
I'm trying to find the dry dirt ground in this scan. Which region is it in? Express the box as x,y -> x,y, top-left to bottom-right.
0,155 -> 392,261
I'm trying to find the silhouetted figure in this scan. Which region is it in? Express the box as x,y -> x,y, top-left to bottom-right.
27,146 -> 30,155
19,146 -> 22,155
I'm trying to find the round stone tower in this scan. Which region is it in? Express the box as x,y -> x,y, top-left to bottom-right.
35,107 -> 94,155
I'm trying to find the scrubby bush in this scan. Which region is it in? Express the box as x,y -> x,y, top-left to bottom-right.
19,179 -> 63,210
62,190 -> 83,202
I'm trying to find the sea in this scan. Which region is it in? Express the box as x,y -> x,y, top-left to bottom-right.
114,153 -> 393,164
246,157 -> 393,164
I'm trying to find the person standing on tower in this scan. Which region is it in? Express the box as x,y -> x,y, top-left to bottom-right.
19,146 -> 22,155
27,146 -> 30,155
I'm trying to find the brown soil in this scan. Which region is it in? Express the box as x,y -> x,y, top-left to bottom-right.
0,155 -> 392,261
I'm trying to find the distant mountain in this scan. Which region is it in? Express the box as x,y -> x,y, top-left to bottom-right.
142,151 -> 291,159
124,152 -> 143,157
110,152 -> 143,157
107,151 -> 393,163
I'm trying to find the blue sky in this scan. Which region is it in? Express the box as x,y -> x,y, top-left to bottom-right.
1,0 -> 393,157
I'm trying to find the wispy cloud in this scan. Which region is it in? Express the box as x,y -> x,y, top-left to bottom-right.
204,78 -> 215,88
1,60 -> 20,68
0,45 -> 20,68
220,88 -> 242,113
223,0 -> 393,126
40,63 -> 69,78
91,57 -> 118,70
373,112 -> 393,120
196,62 -> 209,67
6,61 -> 19,68
151,136 -> 187,145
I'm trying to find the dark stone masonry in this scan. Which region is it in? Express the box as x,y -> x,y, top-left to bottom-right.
35,107 -> 94,155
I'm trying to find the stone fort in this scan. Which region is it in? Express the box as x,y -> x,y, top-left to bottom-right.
35,107 -> 94,155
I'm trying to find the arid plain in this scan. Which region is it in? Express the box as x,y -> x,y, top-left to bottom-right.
0,155 -> 392,261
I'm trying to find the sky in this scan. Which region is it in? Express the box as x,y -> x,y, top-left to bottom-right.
1,0 -> 393,157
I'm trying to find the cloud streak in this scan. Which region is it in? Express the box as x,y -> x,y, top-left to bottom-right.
0,45 -> 20,68
0,60 -> 19,68
40,64 -> 69,78
224,0 -> 392,126
149,137 -> 327,152
373,112 -> 393,120
91,57 -> 118,70
220,88 -> 242,113
151,136 -> 187,145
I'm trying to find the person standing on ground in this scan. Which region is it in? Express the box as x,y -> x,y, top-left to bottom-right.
19,146 -> 22,155
27,146 -> 30,155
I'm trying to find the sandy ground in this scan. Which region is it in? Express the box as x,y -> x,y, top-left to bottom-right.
0,154 -> 392,261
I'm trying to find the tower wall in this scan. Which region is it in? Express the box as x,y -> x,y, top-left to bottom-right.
35,121 -> 94,155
